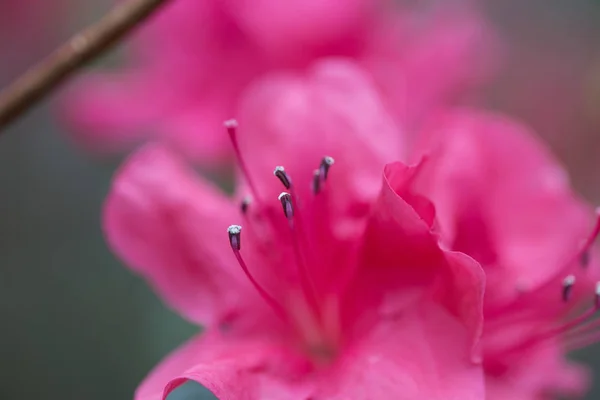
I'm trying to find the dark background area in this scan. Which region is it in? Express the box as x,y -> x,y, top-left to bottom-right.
1,1 -> 600,399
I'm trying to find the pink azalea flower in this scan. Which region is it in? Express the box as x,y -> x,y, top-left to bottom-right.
406,109 -> 600,399
103,61 -> 487,399
59,0 -> 496,163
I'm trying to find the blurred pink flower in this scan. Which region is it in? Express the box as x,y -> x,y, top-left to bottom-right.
408,109 -> 600,399
59,0 -> 496,163
103,61 -> 486,399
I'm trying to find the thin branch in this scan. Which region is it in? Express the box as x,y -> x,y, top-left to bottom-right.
0,0 -> 171,130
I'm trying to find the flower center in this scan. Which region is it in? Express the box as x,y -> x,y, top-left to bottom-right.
225,119 -> 340,362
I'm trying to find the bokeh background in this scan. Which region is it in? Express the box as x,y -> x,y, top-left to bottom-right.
2,0 -> 600,399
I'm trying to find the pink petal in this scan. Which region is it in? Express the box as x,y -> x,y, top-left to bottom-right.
103,144 -> 258,325
59,67 -> 239,161
228,0 -> 369,60
148,306 -> 484,400
412,109 -> 595,304
58,73 -> 161,152
346,161 -> 485,351
143,329 -> 313,400
382,160 -> 437,228
314,303 -> 485,400
363,3 -> 501,130
236,58 -> 405,199
436,250 -> 486,361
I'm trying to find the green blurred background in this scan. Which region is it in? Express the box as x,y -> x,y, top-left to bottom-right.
2,0 -> 600,399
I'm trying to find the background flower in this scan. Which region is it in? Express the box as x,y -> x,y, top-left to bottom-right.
58,0 -> 496,163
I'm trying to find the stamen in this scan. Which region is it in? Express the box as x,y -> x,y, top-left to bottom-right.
562,275 -> 576,302
563,283 -> 600,350
496,283 -> 600,360
276,192 -> 320,318
274,166 -> 292,190
225,119 -> 260,202
240,196 -> 251,214
561,282 -> 600,339
544,283 -> 600,337
226,225 -> 286,320
319,156 -> 335,181
278,192 -> 294,221
228,225 -> 242,250
312,169 -> 322,194
549,285 -> 600,337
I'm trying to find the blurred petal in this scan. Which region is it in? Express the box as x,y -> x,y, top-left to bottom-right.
104,144 -> 256,325
413,109 -> 595,303
58,73 -> 160,152
485,343 -> 591,400
236,58 -> 405,200
228,0 -> 369,58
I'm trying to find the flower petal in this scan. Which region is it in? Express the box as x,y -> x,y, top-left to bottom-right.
364,3 -> 500,130
313,303 -> 485,400
345,161 -> 485,352
485,341 -> 590,400
103,144 -> 257,326
58,72 -> 161,152
412,109 -> 596,304
228,0 -> 370,60
146,330 -> 313,400
144,307 -> 484,400
236,58 -> 405,200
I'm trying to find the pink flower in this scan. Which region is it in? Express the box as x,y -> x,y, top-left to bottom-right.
59,0 -> 496,163
103,61 -> 486,399
405,109 -> 600,399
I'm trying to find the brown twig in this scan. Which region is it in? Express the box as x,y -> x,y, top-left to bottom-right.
0,0 -> 171,130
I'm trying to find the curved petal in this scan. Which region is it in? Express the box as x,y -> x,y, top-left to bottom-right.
412,109 -> 597,304
103,144 -> 258,325
345,162 -> 485,353
149,330 -> 313,400
137,331 -> 284,400
137,334 -> 214,400
314,303 -> 485,400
